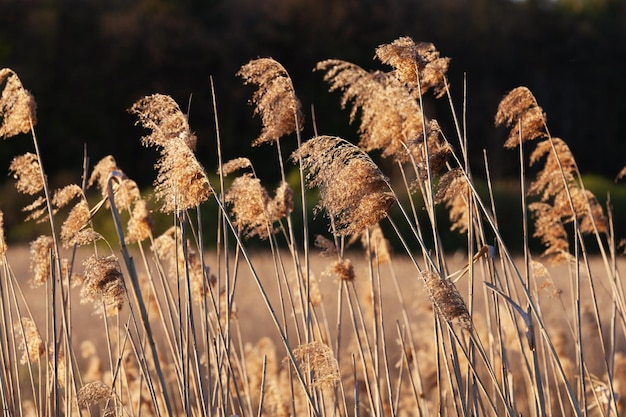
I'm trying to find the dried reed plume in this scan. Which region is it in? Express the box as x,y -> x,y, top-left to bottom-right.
81,255 -> 127,316
327,258 -> 355,282
9,152 -> 43,195
422,271 -> 471,330
77,381 -> 114,409
238,58 -> 303,146
221,157 -> 252,175
130,94 -> 210,212
225,174 -> 293,239
89,155 -> 141,210
60,199 -> 97,247
292,135 -> 395,236
495,86 -> 547,148
14,317 -> 45,364
29,235 -> 54,286
528,137 -> 607,262
125,199 -> 153,244
0,68 -> 37,138
316,60 -> 425,160
435,168 -> 471,232
375,37 -> 450,98
291,341 -> 340,390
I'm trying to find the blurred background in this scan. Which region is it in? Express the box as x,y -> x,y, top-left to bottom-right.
1,0 -> 625,248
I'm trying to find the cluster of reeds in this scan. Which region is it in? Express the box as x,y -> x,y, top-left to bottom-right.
0,37 -> 625,416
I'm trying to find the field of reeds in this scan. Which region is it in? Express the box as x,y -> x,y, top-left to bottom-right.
1,37 -> 626,416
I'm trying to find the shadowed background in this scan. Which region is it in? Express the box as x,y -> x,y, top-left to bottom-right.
1,0 -> 625,248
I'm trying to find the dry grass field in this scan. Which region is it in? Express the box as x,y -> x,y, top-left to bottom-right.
2,38 -> 626,416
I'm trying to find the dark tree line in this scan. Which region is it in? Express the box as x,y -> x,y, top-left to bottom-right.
1,0 -> 625,190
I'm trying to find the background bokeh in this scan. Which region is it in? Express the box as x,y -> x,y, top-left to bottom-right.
1,0 -> 625,247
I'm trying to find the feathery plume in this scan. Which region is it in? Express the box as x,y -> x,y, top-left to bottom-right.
81,255 -> 126,316
375,37 -> 450,98
292,136 -> 395,236
423,271 -> 471,330
125,199 -> 153,243
528,137 -> 607,262
0,68 -> 37,138
291,341 -> 340,390
316,60 -> 425,160
77,381 -> 114,408
495,86 -> 547,148
9,152 -> 43,195
89,155 -> 141,210
225,175 -> 292,239
130,94 -> 210,212
60,199 -> 92,247
326,258 -> 355,282
221,157 -> 253,175
314,235 -> 337,257
14,318 -> 45,364
29,235 -> 54,287
435,168 -> 471,233
238,58 -> 303,146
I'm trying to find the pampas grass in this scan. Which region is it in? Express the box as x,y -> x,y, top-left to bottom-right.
0,36 -> 625,416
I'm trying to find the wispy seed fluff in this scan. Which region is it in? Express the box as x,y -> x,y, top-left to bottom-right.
375,37 -> 451,98
291,341 -> 340,390
130,94 -> 210,213
77,381 -> 114,409
435,168 -> 471,233
88,155 -> 141,211
423,271 -> 471,330
9,152 -> 43,195
495,86 -> 547,148
316,59 -> 425,161
225,174 -> 293,239
81,255 -> 126,317
528,137 -> 607,262
292,136 -> 395,236
14,317 -> 45,364
0,68 -> 37,138
238,58 -> 304,146
29,235 -> 54,287
125,199 -> 153,244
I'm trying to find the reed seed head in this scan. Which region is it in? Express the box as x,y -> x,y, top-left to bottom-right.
316,60 -> 425,160
375,37 -> 450,98
291,341 -> 340,390
9,152 -> 43,195
292,136 -> 395,236
0,68 -> 37,138
131,94 -> 210,212
528,137 -> 608,261
495,86 -> 547,148
14,317 -> 45,364
238,58 -> 304,146
29,235 -> 54,287
423,271 -> 471,330
435,168 -> 471,232
81,255 -> 126,316
77,381 -> 114,408
125,199 -> 153,244
60,199 -> 91,247
221,157 -> 253,175
327,258 -> 355,282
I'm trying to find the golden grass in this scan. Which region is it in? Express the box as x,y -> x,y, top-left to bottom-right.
1,38 -> 626,416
